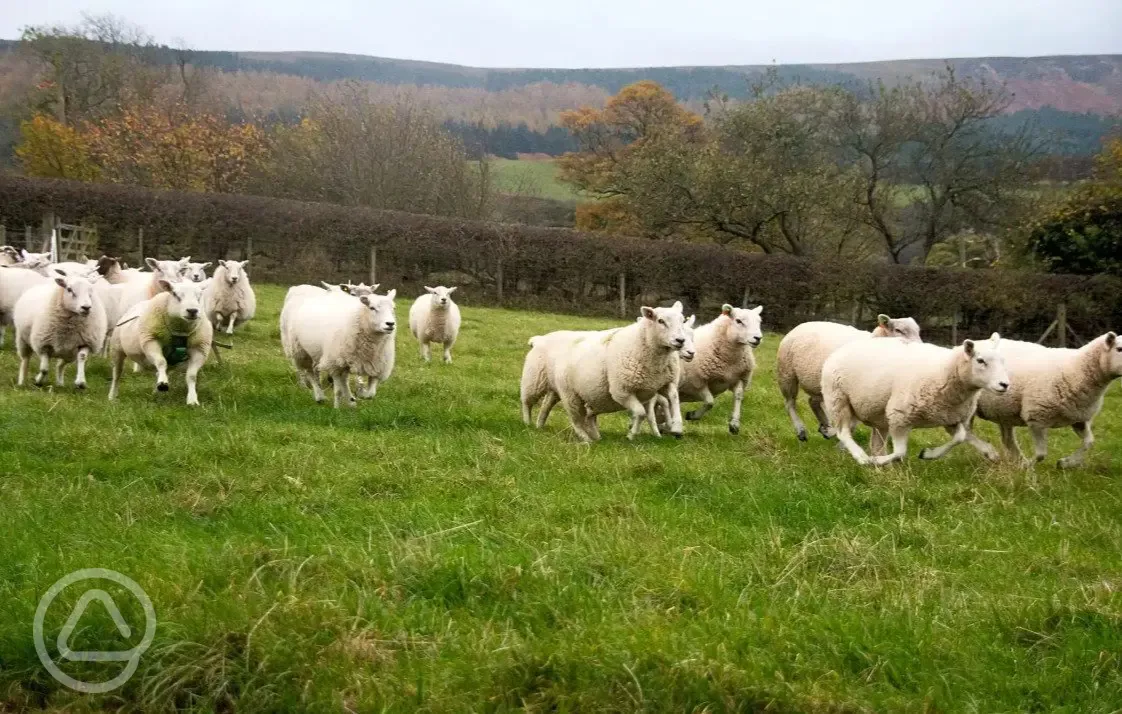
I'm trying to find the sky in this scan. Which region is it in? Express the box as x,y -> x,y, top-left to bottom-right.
2,0 -> 1120,68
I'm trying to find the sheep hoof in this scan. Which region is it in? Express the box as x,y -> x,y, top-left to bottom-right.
685,410 -> 701,421
75,382 -> 86,390
918,448 -> 934,460
728,423 -> 740,435
1057,457 -> 1080,470
796,428 -> 808,442
819,426 -> 835,439
672,432 -> 683,439
157,382 -> 169,392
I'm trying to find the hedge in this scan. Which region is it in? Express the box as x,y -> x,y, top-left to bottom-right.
1,174 -> 1118,343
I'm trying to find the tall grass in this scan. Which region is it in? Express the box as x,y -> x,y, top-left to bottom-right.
0,284 -> 1119,711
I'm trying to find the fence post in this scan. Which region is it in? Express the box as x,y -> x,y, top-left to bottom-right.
951,307 -> 959,346
741,286 -> 750,309
1056,302 -> 1067,348
496,256 -> 504,304
369,246 -> 377,287
40,212 -> 55,252
138,227 -> 144,260
618,273 -> 626,318
24,225 -> 32,250
0,224 -> 5,245
245,235 -> 253,261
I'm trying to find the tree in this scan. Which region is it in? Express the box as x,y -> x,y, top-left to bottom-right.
15,113 -> 99,180
836,68 -> 1044,263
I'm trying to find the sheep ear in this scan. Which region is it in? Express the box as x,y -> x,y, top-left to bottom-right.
448,286 -> 457,293
671,300 -> 683,313
54,268 -> 68,276
751,305 -> 763,316
385,289 -> 396,300
425,286 -> 436,294
686,314 -> 696,328
721,304 -> 733,315
990,332 -> 1001,348
180,256 -> 191,264
371,283 -> 380,292
54,276 -> 67,288
1105,332 -> 1117,349
963,339 -> 975,357
156,278 -> 174,294
145,257 -> 159,270
21,249 -> 31,261
640,306 -> 656,320
240,260 -> 249,267
359,295 -> 371,306
320,281 -> 334,290
201,262 -> 212,269
877,314 -> 890,326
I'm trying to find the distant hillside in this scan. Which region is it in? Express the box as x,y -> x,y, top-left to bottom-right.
0,40 -> 1118,155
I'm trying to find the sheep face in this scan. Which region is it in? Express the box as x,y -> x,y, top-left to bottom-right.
1098,332 -> 1122,377
963,335 -> 1009,394
878,315 -> 922,342
639,301 -> 688,351
721,304 -> 763,347
158,279 -> 207,322
0,246 -> 20,265
424,285 -> 457,309
17,251 -> 54,276
220,260 -> 248,285
146,257 -> 189,281
679,315 -> 697,362
53,273 -> 96,316
359,289 -> 397,333
185,261 -> 212,283
96,255 -> 121,277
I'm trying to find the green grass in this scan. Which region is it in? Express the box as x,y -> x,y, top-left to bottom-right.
490,158 -> 584,202
2,284 -> 1121,711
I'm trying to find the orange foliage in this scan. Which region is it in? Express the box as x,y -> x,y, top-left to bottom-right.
15,114 -> 100,181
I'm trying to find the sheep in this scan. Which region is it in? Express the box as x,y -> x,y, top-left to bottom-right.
108,279 -> 213,406
204,260 -> 256,335
320,280 -> 378,297
13,271 -> 107,388
778,314 -> 922,442
521,329 -> 609,426
554,302 -> 689,442
0,246 -> 21,266
0,264 -> 51,348
821,335 -> 1009,466
184,261 -> 211,283
408,286 -> 461,363
283,289 -> 398,407
673,304 -> 763,435
51,259 -> 99,276
967,333 -> 1122,468
113,257 -> 190,318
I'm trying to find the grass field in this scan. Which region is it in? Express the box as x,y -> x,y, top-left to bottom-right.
2,285 -> 1121,711
490,158 -> 584,202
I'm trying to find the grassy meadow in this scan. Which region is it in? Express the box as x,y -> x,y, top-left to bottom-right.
490,158 -> 583,202
1,284 -> 1121,711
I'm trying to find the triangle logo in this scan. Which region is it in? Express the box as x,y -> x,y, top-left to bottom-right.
56,589 -> 136,662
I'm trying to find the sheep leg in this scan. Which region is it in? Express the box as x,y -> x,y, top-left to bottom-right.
15,333 -> 30,386
305,369 -> 325,403
728,379 -> 746,435
331,369 -> 355,409
869,428 -> 886,456
535,392 -> 559,428
809,395 -> 835,439
784,394 -> 809,441
420,342 -> 431,363
621,393 -> 654,440
664,385 -> 683,438
1000,424 -> 1023,458
443,342 -> 453,364
685,387 -> 714,421
918,422 -> 970,461
225,311 -> 238,335
358,377 -> 379,400
141,341 -> 170,392
870,426 -> 912,466
1058,422 -> 1094,469
184,349 -> 206,406
54,358 -> 67,387
34,353 -> 51,387
1026,425 -> 1049,466
74,348 -> 90,389
585,412 -> 602,441
108,348 -> 125,401
0,324 -> 5,348
560,392 -> 594,443
833,403 -> 871,466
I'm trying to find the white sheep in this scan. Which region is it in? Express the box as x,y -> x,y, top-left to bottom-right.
778,314 -> 922,442
672,304 -> 763,435
320,280 -> 378,296
554,302 -> 689,442
521,329 -> 609,426
13,270 -> 107,388
284,289 -> 398,407
184,261 -> 211,283
108,279 -> 213,406
0,264 -> 51,348
205,260 -> 256,335
821,335 -> 1009,466
968,333 -> 1122,468
409,286 -> 461,363
0,246 -> 21,265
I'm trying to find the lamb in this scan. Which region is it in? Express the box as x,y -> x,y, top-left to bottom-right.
554,302 -> 689,442
283,289 -> 397,407
204,260 -> 256,335
408,286 -> 461,363
13,271 -> 107,388
821,335 -> 1009,466
778,314 -> 922,441
968,333 -> 1122,468
184,261 -> 211,283
672,304 -> 763,435
0,264 -> 51,347
108,279 -> 213,406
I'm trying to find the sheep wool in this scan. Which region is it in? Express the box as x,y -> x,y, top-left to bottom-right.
409,286 -> 461,363
205,260 -> 257,335
677,304 -> 763,435
13,272 -> 107,388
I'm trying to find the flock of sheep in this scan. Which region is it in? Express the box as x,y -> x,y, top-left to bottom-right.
1,244 -> 1119,468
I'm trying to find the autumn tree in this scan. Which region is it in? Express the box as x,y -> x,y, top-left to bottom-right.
14,113 -> 99,180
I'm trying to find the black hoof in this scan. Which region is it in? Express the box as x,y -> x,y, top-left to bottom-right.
157,382 -> 169,392
672,432 -> 683,440
729,424 -> 740,435
685,411 -> 701,421
918,448 -> 932,460
797,429 -> 808,442
75,383 -> 86,390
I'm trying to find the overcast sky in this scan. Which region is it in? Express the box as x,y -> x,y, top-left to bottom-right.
3,0 -> 1120,68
